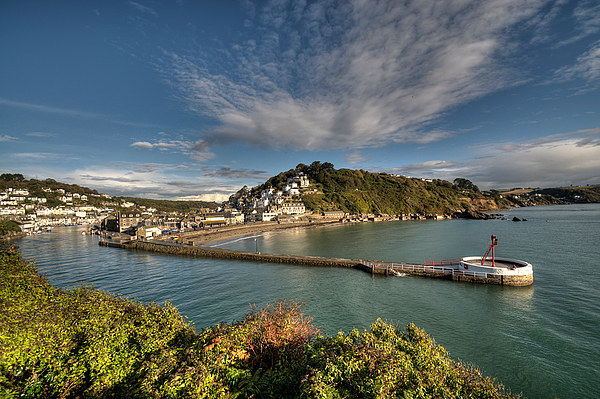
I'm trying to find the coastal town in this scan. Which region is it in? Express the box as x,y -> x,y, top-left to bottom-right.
2,168 -> 598,242
0,170 -> 472,242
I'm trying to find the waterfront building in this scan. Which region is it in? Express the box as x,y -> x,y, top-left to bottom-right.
137,226 -> 162,239
103,211 -> 143,233
281,202 -> 306,215
323,211 -> 345,219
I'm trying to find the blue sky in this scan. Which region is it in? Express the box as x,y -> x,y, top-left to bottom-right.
1,0 -> 599,201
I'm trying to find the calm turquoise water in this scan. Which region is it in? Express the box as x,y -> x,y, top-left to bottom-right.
13,204 -> 600,399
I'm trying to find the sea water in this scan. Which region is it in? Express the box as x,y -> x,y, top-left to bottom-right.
14,204 -> 600,398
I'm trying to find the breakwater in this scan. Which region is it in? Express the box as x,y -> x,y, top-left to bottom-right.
100,239 -> 532,286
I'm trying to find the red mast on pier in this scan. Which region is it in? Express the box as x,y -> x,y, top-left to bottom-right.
481,234 -> 498,267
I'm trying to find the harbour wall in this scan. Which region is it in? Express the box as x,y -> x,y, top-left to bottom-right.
99,240 -> 533,286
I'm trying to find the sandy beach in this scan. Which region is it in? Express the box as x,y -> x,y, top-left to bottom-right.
172,219 -> 345,246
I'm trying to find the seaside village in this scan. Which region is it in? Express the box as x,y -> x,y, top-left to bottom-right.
1,172 -> 448,239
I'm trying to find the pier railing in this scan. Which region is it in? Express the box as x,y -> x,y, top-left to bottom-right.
361,260 -> 493,279
98,238 -> 532,285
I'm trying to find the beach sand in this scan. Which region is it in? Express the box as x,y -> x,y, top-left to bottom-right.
172,219 -> 345,246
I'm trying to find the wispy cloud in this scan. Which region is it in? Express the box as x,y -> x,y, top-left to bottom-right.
25,132 -> 57,138
0,97 -> 160,128
527,0 -> 569,45
131,138 -> 215,161
0,134 -> 18,142
12,152 -> 74,161
73,164 -> 239,201
158,0 -> 549,151
345,150 -> 369,165
127,1 -> 157,16
385,160 -> 465,178
553,40 -> 600,88
205,167 -> 269,179
555,0 -> 600,47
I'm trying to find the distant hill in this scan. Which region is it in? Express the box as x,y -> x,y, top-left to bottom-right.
0,173 -> 219,213
0,173 -> 101,207
116,197 -> 218,213
532,185 -> 600,203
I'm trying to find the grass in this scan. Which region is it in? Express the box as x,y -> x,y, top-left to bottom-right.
0,245 -> 517,398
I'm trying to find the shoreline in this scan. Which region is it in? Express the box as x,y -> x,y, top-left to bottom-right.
170,218 -> 348,246
168,209 -> 504,247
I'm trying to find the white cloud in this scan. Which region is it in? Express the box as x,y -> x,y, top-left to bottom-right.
554,0 -> 600,47
127,1 -> 157,16
13,152 -> 70,161
345,150 -> 369,165
158,0 -> 549,151
205,167 -> 269,179
388,128 -> 600,188
130,138 -> 215,161
553,40 -> 600,84
466,130 -> 600,188
131,141 -> 154,149
400,160 -> 464,173
0,134 -> 17,142
0,97 -> 160,128
72,163 -> 239,201
25,132 -> 56,138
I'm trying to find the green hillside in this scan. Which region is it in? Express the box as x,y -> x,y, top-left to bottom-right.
249,162 -> 512,216
0,174 -> 218,212
532,185 -> 600,203
0,173 -> 101,207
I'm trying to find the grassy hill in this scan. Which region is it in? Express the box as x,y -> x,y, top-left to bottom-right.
0,173 -> 101,207
0,174 -> 218,212
532,185 -> 600,203
243,162 -> 512,216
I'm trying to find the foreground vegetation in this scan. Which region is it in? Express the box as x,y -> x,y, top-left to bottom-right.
0,221 -> 21,238
0,246 -> 515,398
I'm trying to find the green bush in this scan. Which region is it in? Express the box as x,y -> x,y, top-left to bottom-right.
0,246 -> 516,398
0,221 -> 21,237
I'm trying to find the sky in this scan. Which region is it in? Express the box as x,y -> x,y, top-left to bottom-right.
1,0 -> 599,202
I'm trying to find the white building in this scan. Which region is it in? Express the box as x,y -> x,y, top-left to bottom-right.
281,202 -> 305,215
258,211 -> 278,221
137,226 -> 162,239
287,173 -> 310,188
0,207 -> 25,215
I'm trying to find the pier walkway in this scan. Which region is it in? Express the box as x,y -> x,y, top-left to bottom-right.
99,239 -> 533,286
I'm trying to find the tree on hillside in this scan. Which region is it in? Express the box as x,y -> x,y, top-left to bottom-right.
454,178 -> 479,192
0,173 -> 25,182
